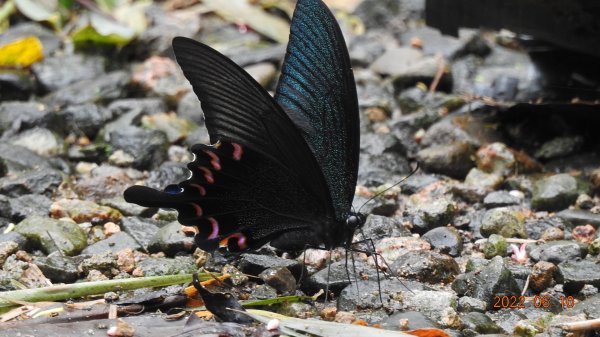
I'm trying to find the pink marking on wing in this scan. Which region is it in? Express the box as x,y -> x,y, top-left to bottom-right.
204,150 -> 221,170
230,233 -> 248,250
190,184 -> 206,196
199,167 -> 214,184
207,217 -> 219,239
232,143 -> 243,161
190,203 -> 203,217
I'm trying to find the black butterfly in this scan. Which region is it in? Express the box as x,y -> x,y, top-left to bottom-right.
124,0 -> 364,253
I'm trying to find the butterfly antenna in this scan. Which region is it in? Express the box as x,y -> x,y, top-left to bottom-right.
357,163 -> 420,214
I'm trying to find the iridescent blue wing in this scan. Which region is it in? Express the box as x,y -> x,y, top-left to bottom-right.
275,0 -> 360,221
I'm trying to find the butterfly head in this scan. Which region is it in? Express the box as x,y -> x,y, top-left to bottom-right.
343,211 -> 366,244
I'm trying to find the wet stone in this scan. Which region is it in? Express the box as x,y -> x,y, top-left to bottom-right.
79,252 -> 117,275
401,174 -> 441,194
258,267 -> 296,295
417,142 -> 476,179
525,217 -> 566,241
34,255 -> 79,283
380,311 -> 437,331
0,232 -> 28,250
109,126 -> 168,170
556,209 -> 600,229
0,168 -> 63,197
556,259 -> 600,294
464,168 -> 503,190
101,197 -> 156,218
390,250 -> 460,283
6,194 -> 52,222
301,260 -> 378,297
354,215 -> 411,242
120,216 -> 163,251
531,174 -> 579,211
457,296 -> 488,313
483,190 -> 522,208
238,254 -> 304,281
451,256 -> 520,307
338,278 -> 424,311
529,240 -> 587,264
136,256 -> 197,277
249,284 -> 278,300
81,232 -> 142,255
50,198 -> 122,224
483,234 -> 508,259
480,207 -> 527,239
460,312 -> 503,334
14,216 -> 87,256
9,127 -> 64,157
45,71 -> 131,106
421,227 -> 463,257
31,54 -> 105,92
145,161 -> 189,190
534,136 -> 584,160
147,221 -> 195,256
55,104 -> 112,138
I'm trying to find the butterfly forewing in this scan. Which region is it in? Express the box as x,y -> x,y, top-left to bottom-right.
275,0 -> 360,221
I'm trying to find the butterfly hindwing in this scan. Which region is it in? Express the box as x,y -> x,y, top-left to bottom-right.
125,141 -> 327,251
275,0 -> 360,221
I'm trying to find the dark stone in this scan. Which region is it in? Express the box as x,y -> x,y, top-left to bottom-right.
109,126 -> 168,170
529,240 -> 587,264
32,54 -> 105,92
55,104 -> 112,138
556,209 -> 600,229
101,198 -> 156,218
82,232 -> 142,255
354,215 -> 411,242
45,71 -> 130,106
120,216 -> 163,252
145,161 -> 189,190
360,132 -> 405,156
460,312 -> 503,334
0,101 -> 60,135
0,232 -> 28,250
380,311 -> 437,330
6,194 -> 52,222
421,226 -> 463,256
238,253 -> 304,281
249,284 -> 278,300
79,252 -> 117,275
0,70 -> 35,101
258,267 -> 296,294
34,255 -> 79,283
354,0 -> 424,31
525,217 -> 566,240
349,30 -> 389,67
0,143 -> 55,173
416,142 -> 476,179
0,168 -> 62,197
337,278 -> 424,311
451,256 -> 520,308
228,45 -> 287,68
357,152 -> 411,187
147,221 -> 195,256
108,98 -> 167,118
556,259 -> 600,294
390,250 -> 460,283
480,207 -> 527,239
531,174 -> 579,211
483,191 -> 522,208
457,296 -> 488,313
136,256 -> 197,276
301,260 -> 380,297
401,174 -> 441,194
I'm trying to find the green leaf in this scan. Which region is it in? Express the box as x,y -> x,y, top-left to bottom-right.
203,0 -> 289,43
71,12 -> 136,47
95,0 -> 118,12
58,0 -> 74,10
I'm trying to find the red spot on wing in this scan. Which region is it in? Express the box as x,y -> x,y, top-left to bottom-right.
231,143 -> 243,161
204,150 -> 221,170
199,167 -> 214,183
207,217 -> 219,239
190,203 -> 203,217
190,183 -> 206,196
